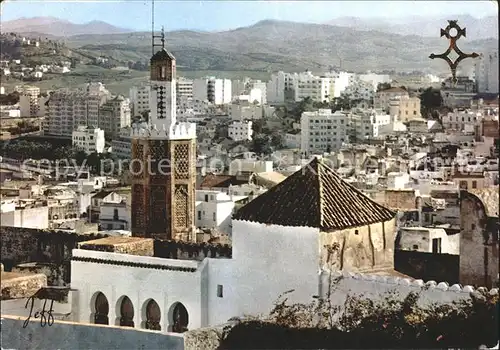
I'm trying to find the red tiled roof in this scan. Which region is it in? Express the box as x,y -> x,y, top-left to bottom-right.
198,174 -> 247,189
233,157 -> 396,230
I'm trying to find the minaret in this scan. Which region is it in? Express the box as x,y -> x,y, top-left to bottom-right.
130,27 -> 197,241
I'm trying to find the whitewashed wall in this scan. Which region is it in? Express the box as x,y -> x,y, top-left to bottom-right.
71,249 -> 204,332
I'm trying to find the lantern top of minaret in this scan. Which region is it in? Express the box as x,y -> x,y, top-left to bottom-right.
151,26 -> 175,62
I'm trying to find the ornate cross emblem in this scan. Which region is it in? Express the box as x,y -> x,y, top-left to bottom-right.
429,20 -> 479,85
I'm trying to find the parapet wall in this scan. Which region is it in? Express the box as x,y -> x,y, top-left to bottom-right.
0,226 -> 107,284
0,315 -> 184,350
321,270 -> 499,308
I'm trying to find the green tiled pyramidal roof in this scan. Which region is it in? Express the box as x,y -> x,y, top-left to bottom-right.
233,157 -> 396,230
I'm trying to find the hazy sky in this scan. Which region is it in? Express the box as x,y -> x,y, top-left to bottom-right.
1,0 -> 498,32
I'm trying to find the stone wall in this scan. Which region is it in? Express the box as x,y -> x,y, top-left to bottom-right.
0,315 -> 184,350
12,262 -> 67,286
394,249 -> 459,284
154,240 -> 232,260
319,219 -> 395,272
1,272 -> 47,300
0,226 -> 107,284
78,237 -> 155,256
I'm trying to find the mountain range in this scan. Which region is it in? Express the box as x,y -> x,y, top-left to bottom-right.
1,17 -> 133,36
1,17 -> 498,73
325,15 -> 498,40
2,15 -> 497,38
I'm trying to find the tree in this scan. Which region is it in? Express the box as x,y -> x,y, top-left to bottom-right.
377,82 -> 392,92
270,133 -> 285,149
420,87 -> 443,118
250,134 -> 273,156
252,119 -> 265,134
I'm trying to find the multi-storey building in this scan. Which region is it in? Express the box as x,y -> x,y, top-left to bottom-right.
176,77 -> 193,99
374,87 -> 409,110
247,80 -> 267,105
111,127 -> 132,159
18,85 -> 40,117
229,104 -> 262,121
300,109 -> 349,154
193,77 -> 232,104
442,110 -> 483,134
388,96 -> 421,122
99,95 -> 131,139
474,51 -> 499,94
341,78 -> 375,104
72,126 -> 105,154
266,71 -> 286,105
129,84 -> 151,117
358,73 -> 391,91
228,120 -> 253,142
44,84 -> 109,138
286,71 -> 332,102
352,110 -> 391,140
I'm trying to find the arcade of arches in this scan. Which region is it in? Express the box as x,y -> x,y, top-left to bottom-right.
91,292 -> 189,333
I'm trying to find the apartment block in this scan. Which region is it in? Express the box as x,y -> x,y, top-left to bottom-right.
228,120 -> 253,142
18,85 -> 40,117
129,84 -> 150,117
99,95 -> 131,139
388,96 -> 421,122
474,51 -> 499,94
300,109 -> 349,154
72,126 -> 105,154
44,85 -> 109,138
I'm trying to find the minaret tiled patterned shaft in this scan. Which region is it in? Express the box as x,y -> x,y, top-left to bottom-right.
130,29 -> 197,241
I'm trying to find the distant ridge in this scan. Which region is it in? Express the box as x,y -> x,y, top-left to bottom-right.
324,14 -> 498,39
1,17 -> 133,36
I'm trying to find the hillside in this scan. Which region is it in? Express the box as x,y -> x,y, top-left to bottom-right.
2,19 -> 498,75
62,20 -> 498,73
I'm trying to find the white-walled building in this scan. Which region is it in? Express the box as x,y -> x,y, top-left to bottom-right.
72,126 -> 105,154
70,158 -> 409,333
354,110 -> 391,139
99,193 -> 130,231
18,85 -> 40,117
358,73 -> 391,91
44,84 -> 110,137
176,77 -> 193,99
229,104 -> 262,121
474,51 -> 499,94
228,159 -> 273,176
341,78 -> 375,103
129,84 -> 151,117
195,190 -> 234,234
388,96 -> 421,122
397,227 -> 458,255
228,121 -> 253,142
247,80 -> 267,105
193,78 -> 232,105
285,131 -> 301,149
99,95 -> 131,139
441,110 -> 483,133
374,87 -> 409,110
266,71 -> 286,104
286,71 -> 333,102
300,109 -> 349,154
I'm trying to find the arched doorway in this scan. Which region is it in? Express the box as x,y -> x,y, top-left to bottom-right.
93,292 -> 109,325
118,296 -> 135,327
144,299 -> 161,331
170,302 -> 189,333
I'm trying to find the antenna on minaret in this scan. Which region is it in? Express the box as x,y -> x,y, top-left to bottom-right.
151,0 -> 165,54
151,0 -> 154,56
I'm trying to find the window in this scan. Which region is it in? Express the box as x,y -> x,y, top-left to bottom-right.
213,212 -> 216,221
204,195 -> 209,202
412,244 -> 419,250
197,211 -> 201,220
471,223 -> 476,230
459,180 -> 468,189
472,180 -> 477,189
432,238 -> 442,254
354,229 -> 359,235
113,209 -> 119,220
217,285 -> 223,298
